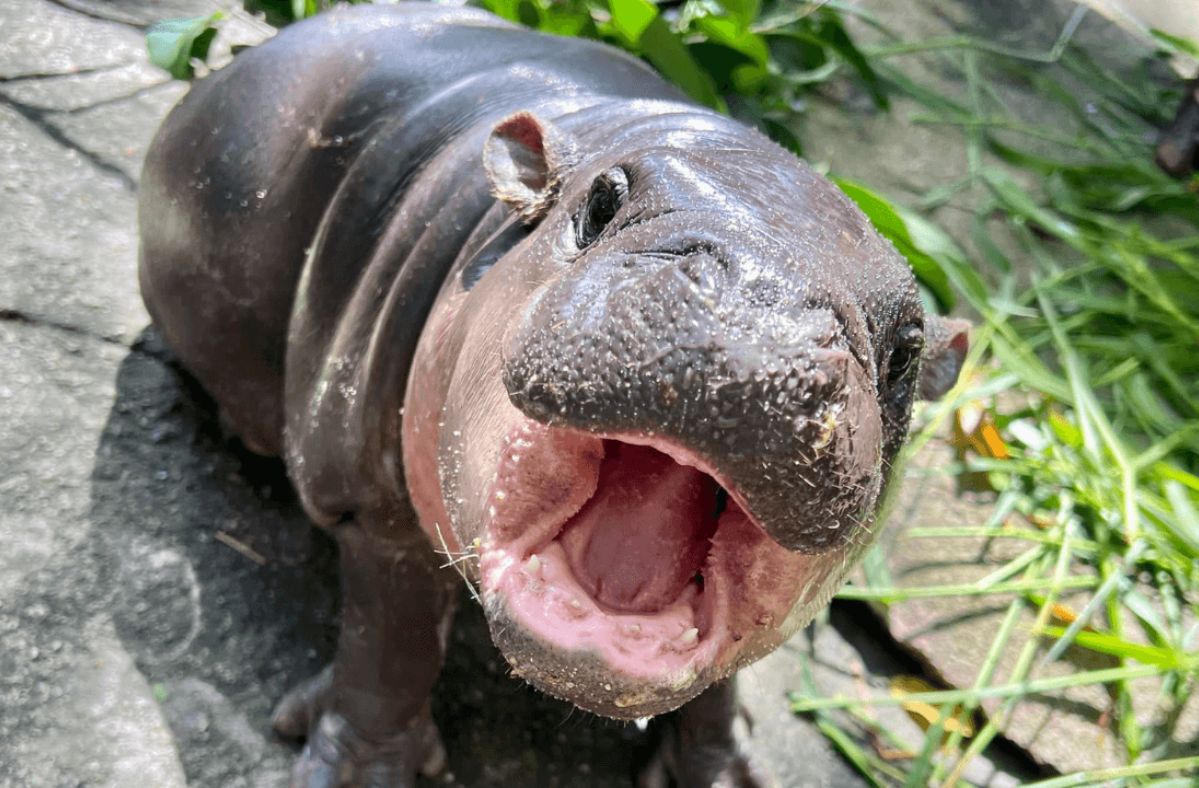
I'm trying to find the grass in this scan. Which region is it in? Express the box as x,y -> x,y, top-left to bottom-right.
144,1 -> 1199,784
811,9 -> 1199,785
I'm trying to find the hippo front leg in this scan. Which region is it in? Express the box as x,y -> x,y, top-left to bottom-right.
641,678 -> 775,788
272,516 -> 456,787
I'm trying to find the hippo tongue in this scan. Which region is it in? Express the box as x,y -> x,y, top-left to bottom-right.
558,441 -> 718,613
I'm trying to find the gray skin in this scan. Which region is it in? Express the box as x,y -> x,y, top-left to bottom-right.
138,4 -> 968,786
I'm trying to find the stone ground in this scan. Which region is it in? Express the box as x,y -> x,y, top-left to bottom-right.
0,1 -> 1186,786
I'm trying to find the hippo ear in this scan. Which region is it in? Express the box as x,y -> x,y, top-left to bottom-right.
483,111 -> 578,224
918,315 -> 971,400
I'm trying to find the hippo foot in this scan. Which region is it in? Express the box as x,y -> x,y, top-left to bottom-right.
639,680 -> 776,788
272,666 -> 446,788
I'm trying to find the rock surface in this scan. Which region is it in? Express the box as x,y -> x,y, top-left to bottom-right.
1,0 -> 1181,785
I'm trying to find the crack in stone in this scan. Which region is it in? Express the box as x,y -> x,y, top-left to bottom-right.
0,308 -> 177,364
828,600 -> 1047,776
10,79 -> 174,117
0,90 -> 137,191
40,0 -> 150,30
0,307 -> 129,348
0,63 -> 138,83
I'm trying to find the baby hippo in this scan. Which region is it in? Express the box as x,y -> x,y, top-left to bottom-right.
138,3 -> 968,785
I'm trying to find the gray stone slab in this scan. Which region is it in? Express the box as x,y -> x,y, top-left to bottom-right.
38,0 -> 234,28
1,61 -> 169,113
48,79 -> 186,182
0,321 -> 186,788
881,437 -> 1199,774
802,0 -> 1173,292
744,608 -> 1033,788
0,0 -> 267,342
0,102 -> 149,339
0,0 -> 147,76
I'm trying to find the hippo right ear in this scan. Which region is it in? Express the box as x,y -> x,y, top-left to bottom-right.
483,111 -> 578,224
918,315 -> 971,400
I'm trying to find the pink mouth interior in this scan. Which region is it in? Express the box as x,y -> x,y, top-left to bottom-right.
479,422 -> 810,693
559,442 -> 719,614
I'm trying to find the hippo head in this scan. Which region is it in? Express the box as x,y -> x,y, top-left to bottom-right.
402,109 -> 968,718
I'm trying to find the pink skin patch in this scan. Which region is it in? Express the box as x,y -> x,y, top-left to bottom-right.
478,420 -> 809,684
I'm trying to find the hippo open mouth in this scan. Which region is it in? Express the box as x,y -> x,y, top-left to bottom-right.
478,419 -> 810,712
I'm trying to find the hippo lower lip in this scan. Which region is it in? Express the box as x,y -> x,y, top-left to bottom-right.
478,419 -> 804,700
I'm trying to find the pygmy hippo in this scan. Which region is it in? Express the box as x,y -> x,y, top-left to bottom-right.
138,4 -> 969,785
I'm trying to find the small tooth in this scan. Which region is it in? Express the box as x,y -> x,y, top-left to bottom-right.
679,628 -> 699,646
569,597 -> 583,610
524,554 -> 542,577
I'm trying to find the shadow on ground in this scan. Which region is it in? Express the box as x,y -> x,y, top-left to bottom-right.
88,328 -> 650,787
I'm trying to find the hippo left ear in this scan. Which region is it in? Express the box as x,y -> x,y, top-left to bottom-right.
483,111 -> 578,224
918,315 -> 971,400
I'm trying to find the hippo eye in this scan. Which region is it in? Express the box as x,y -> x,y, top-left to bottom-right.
575,167 -> 628,248
885,323 -> 924,396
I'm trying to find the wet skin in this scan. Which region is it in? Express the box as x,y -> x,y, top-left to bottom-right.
138,4 -> 969,785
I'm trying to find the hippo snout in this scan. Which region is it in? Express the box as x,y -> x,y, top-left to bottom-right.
502,290 -> 886,554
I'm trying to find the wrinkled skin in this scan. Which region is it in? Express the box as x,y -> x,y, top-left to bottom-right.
138,4 -> 968,786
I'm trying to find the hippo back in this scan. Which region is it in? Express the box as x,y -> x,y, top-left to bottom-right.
138,3 -> 684,468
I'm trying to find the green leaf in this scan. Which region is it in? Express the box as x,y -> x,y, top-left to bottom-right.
608,0 -> 724,110
1040,626 -> 1197,670
694,16 -> 769,67
1163,481 -> 1199,555
983,171 -> 1081,244
292,0 -> 314,21
833,179 -> 955,309
146,13 -> 223,80
1150,28 -> 1199,60
609,0 -> 656,42
817,12 -> 888,109
714,0 -> 760,30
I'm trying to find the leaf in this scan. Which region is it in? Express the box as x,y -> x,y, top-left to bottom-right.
755,115 -> 803,155
816,12 -> 888,109
1047,408 -> 1084,448
1163,481 -> 1199,555
694,16 -> 769,67
608,0 -> 724,110
608,0 -> 655,41
889,676 -> 975,736
833,179 -> 955,309
146,13 -> 223,80
1150,28 -> 1199,60
291,0 -> 316,21
1040,626 -> 1196,670
983,170 -> 1081,244
714,0 -> 760,30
